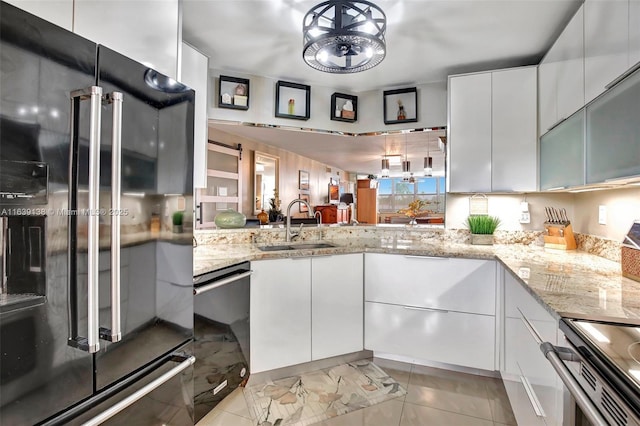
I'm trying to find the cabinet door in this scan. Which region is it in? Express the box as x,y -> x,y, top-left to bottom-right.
631,0 -> 640,66
584,0 -> 630,104
539,110 -> 585,190
538,60 -> 558,135
503,272 -> 562,426
448,73 -> 492,192
181,43 -> 209,189
364,302 -> 495,371
365,254 -> 496,316
555,6 -> 585,121
311,254 -> 363,360
356,188 -> 377,224
250,258 -> 311,373
4,0 -> 73,30
73,0 -> 179,79
491,67 -> 538,191
586,68 -> 640,183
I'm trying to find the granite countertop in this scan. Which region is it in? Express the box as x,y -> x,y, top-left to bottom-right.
193,238 -> 640,325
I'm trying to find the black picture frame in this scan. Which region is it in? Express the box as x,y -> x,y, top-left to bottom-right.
218,75 -> 250,110
299,170 -> 310,191
299,193 -> 310,212
275,80 -> 311,120
383,87 -> 418,125
330,92 -> 358,123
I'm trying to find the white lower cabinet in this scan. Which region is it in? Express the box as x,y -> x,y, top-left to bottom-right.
365,302 -> 495,370
364,253 -> 497,371
502,270 -> 563,426
251,254 -> 364,373
311,254 -> 363,360
250,258 -> 312,373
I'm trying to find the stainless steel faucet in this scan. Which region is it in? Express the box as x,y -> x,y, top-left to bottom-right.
286,198 -> 315,242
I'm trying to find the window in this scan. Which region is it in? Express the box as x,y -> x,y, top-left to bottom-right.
378,177 -> 445,213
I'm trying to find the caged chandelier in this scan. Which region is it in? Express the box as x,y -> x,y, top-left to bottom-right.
302,0 -> 387,73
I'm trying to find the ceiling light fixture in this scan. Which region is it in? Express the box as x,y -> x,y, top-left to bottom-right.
424,138 -> 433,177
302,0 -> 387,73
381,135 -> 390,178
402,134 -> 411,181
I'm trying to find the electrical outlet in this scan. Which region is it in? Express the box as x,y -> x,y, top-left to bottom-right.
519,211 -> 530,224
599,205 -> 607,225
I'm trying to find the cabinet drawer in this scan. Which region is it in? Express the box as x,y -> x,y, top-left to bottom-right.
504,272 -> 556,327
365,254 -> 495,315
503,379 -> 547,426
364,302 -> 495,371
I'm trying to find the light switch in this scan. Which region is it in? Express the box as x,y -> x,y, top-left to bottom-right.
598,205 -> 607,225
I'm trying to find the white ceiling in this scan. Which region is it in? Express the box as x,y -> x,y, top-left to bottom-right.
182,0 -> 582,174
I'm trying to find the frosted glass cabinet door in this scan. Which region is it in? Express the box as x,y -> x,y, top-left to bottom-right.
586,68 -> 640,183
539,111 -> 585,190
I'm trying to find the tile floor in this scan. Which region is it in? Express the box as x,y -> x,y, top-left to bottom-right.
197,358 -> 516,426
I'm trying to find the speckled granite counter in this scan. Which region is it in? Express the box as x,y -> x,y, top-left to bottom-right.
194,236 -> 640,325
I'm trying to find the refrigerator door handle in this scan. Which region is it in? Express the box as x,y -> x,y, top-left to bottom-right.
68,86 -> 102,354
100,92 -> 123,344
81,355 -> 196,426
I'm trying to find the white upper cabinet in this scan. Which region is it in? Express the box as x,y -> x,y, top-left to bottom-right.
584,0 -> 630,104
4,0 -> 73,30
631,0 -> 640,65
448,67 -> 537,193
73,0 -> 180,79
491,67 -> 538,192
538,5 -> 584,135
448,72 -> 492,193
181,43 -> 209,189
555,6 -> 585,124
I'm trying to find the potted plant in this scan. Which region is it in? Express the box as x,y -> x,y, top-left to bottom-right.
172,211 -> 184,233
466,215 -> 501,245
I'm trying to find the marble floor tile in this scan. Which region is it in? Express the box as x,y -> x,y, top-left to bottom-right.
400,402 -> 494,426
312,398 -> 404,426
211,387 -> 252,419
196,409 -> 254,426
405,365 -> 493,420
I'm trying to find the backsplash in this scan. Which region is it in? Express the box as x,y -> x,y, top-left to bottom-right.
195,225 -> 623,263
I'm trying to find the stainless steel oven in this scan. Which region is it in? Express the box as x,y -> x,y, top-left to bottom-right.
533,317 -> 640,426
193,261 -> 251,422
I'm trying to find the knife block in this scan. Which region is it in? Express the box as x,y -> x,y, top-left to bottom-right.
544,223 -> 577,250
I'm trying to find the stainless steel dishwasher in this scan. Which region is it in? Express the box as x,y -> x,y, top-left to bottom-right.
193,261 -> 251,422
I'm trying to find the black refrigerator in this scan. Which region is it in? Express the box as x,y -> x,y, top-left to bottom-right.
0,2 -> 195,424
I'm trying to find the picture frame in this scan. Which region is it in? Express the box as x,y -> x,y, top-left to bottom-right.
218,75 -> 250,110
328,184 -> 339,205
275,80 -> 311,120
299,170 -> 310,191
299,193 -> 310,213
383,87 -> 418,125
330,92 -> 358,123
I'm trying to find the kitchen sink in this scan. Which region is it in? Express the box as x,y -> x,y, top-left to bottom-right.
257,242 -> 336,251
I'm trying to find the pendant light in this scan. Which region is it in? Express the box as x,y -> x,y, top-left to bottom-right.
424,138 -> 433,177
381,135 -> 389,178
402,133 -> 410,181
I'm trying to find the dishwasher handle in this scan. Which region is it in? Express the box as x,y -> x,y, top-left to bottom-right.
193,270 -> 252,295
539,342 -> 607,426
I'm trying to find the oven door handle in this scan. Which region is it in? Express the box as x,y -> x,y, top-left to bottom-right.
193,270 -> 252,295
539,342 -> 608,426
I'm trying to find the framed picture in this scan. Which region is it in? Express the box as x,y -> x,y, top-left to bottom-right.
383,87 -> 418,125
299,170 -> 310,191
328,184 -> 339,204
218,75 -> 250,110
299,193 -> 310,213
331,92 -> 358,123
275,80 -> 311,120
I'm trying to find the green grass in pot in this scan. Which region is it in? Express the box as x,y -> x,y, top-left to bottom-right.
466,215 -> 501,235
172,211 -> 184,226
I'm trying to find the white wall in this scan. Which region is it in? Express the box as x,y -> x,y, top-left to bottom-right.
446,187 -> 640,242
208,69 -> 447,133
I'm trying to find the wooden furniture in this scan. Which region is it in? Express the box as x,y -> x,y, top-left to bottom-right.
314,204 -> 349,224
356,180 -> 377,224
